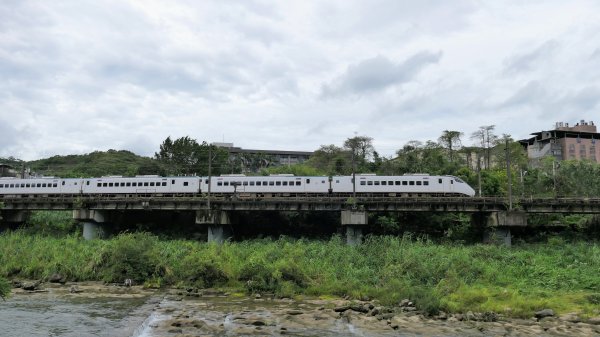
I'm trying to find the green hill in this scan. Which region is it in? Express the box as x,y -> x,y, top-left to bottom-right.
26,150 -> 162,178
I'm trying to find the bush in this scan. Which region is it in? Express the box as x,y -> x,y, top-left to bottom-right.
99,232 -> 160,283
0,276 -> 10,300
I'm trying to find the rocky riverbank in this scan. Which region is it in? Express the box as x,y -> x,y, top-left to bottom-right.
9,280 -> 600,337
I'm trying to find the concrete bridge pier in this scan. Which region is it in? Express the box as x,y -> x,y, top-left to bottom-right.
73,209 -> 108,240
196,211 -> 232,244
341,210 -> 368,245
474,211 -> 528,247
0,210 -> 28,231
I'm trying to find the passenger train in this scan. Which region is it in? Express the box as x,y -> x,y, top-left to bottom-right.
0,174 -> 476,198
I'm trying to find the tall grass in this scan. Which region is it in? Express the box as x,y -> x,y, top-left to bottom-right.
0,231 -> 598,317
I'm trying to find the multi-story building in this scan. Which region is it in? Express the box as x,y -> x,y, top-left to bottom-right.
213,142 -> 313,173
519,120 -> 600,164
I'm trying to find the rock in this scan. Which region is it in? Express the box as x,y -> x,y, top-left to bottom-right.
69,285 -> 82,293
535,309 -> 555,319
334,305 -> 350,313
402,306 -> 417,312
587,316 -> 600,325
436,311 -> 448,320
370,307 -> 380,316
48,273 -> 64,283
481,311 -> 498,322
399,299 -> 411,307
22,281 -> 41,291
559,313 -> 581,323
286,310 -> 303,315
254,293 -> 262,299
466,311 -> 476,321
350,304 -> 369,313
12,281 -> 22,288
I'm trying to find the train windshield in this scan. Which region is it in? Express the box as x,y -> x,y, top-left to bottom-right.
454,177 -> 465,183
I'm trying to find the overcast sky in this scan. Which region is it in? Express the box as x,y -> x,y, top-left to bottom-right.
2,0 -> 600,160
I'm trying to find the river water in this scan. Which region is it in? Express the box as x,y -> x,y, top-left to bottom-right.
2,284 -> 595,337
0,290 -> 155,337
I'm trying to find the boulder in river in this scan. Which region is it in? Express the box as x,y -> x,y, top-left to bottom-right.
535,309 -> 555,319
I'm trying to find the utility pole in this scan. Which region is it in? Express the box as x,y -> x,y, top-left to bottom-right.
505,138 -> 512,210
352,131 -> 357,199
477,151 -> 482,197
207,145 -> 213,213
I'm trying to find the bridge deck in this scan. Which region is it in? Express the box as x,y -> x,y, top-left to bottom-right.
2,195 -> 600,213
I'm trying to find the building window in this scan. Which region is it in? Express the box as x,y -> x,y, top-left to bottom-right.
580,144 -> 587,159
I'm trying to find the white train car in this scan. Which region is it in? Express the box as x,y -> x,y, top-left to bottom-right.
80,176 -> 200,195
351,174 -> 475,196
206,175 -> 331,195
0,177 -> 82,196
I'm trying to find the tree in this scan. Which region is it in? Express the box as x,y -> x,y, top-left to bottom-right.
438,130 -> 463,163
470,125 -> 498,169
344,136 -> 375,164
306,144 -> 350,175
155,136 -> 229,176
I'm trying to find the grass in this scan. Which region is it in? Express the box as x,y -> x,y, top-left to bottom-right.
0,231 -> 598,317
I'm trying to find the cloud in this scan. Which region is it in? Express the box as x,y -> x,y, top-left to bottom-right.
321,51 -> 442,97
503,40 -> 559,75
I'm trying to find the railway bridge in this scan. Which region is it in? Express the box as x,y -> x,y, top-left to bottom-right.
2,195 -> 600,245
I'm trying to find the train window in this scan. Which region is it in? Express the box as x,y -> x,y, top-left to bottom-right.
109,183 -> 114,187
172,180 -> 175,184
86,181 -> 90,185
144,182 -> 149,186
62,181 -> 65,186
306,179 -> 311,184
409,181 -> 415,186
120,182 -> 125,187
183,182 -> 189,186
42,184 -> 47,187
360,181 -> 366,185
53,183 -> 57,187
283,181 -> 288,186
132,182 -> 137,187
103,183 -> 108,187
26,184 -> 31,188
205,179 -> 209,184
74,182 -> 77,186
276,181 -> 281,186
438,179 -> 442,184
97,183 -> 101,187
416,181 -> 422,186
126,182 -> 131,187
289,181 -> 295,185
321,180 -> 325,184
150,182 -> 155,186
217,182 -> 222,186
269,181 -> 274,186
36,183 -> 41,187
381,181 -> 386,185
162,182 -> 167,186
450,180 -> 454,184
336,180 -> 340,183
242,181 -> 248,186
375,181 -> 380,185
395,181 -> 400,185
295,181 -> 301,186
402,181 -> 407,186
0,185 -> 3,188
367,181 -> 373,185
10,184 -> 14,188
224,182 -> 229,186
389,181 -> 393,185
250,181 -> 255,186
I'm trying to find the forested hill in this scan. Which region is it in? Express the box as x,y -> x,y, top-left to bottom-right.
25,150 -> 162,178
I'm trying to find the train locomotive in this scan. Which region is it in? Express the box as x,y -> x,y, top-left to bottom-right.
0,174 -> 476,198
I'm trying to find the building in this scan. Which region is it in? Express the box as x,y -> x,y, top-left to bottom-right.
213,142 -> 314,173
519,120 -> 600,164
0,164 -> 16,177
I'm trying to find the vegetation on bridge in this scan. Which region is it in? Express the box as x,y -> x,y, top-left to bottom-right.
0,231 -> 598,317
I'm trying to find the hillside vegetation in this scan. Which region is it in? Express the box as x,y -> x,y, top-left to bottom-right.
26,150 -> 161,178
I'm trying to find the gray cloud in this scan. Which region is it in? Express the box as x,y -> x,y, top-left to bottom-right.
321,51 -> 442,98
504,40 -> 559,75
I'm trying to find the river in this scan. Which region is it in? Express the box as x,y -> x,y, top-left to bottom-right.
1,283 -> 598,337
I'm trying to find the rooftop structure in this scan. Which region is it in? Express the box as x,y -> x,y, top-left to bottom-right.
213,142 -> 314,172
519,120 -> 600,164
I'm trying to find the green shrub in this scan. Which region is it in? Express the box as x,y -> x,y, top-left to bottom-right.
0,276 -> 10,300
98,232 -> 160,283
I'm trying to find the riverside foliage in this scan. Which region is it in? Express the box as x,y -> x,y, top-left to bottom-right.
0,231 -> 598,317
